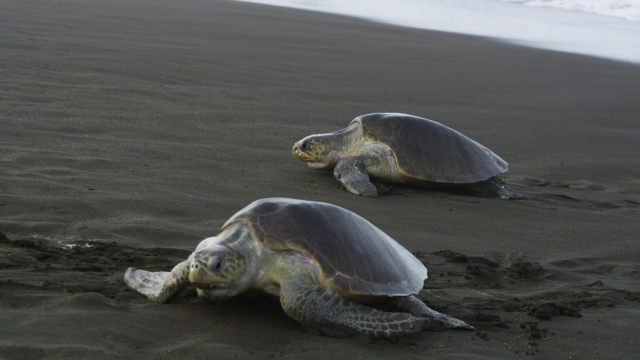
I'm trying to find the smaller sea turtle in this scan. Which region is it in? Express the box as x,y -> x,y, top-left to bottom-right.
124,198 -> 473,339
292,113 -> 520,198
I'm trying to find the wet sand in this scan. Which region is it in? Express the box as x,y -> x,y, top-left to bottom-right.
1,0 -> 639,358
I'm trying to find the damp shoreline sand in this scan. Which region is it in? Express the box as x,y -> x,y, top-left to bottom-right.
1,0 -> 639,359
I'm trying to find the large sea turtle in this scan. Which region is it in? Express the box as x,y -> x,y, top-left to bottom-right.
292,113 -> 520,198
124,198 -> 473,339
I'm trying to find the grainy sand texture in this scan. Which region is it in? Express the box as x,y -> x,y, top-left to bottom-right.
1,0 -> 639,359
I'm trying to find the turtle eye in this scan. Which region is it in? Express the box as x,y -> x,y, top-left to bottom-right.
207,255 -> 226,273
300,140 -> 310,152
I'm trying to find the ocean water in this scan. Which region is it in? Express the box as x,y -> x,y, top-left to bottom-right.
501,0 -> 640,21
232,0 -> 640,64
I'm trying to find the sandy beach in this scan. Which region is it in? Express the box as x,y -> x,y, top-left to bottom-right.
1,0 -> 639,358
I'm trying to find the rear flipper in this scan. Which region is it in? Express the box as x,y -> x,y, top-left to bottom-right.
280,276 -> 424,339
394,296 -> 474,331
124,260 -> 190,303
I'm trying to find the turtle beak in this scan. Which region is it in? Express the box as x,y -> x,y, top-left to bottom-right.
188,259 -> 210,284
189,250 -> 224,284
292,142 -> 310,160
293,139 -> 317,161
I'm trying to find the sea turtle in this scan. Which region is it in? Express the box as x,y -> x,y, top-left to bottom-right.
292,113 -> 520,198
124,198 -> 473,339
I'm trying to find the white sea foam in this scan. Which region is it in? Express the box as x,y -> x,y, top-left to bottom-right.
231,0 -> 640,64
498,0 -> 640,21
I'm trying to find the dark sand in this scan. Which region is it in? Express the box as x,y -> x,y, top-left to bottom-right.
1,0 -> 639,358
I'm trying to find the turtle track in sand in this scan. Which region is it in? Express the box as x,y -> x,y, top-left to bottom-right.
0,232 -> 192,302
2,231 -> 637,316
1,230 -> 639,355
415,250 -> 640,349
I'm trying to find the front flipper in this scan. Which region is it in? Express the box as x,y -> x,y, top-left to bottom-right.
124,260 -> 190,303
333,156 -> 378,197
394,295 -> 474,331
280,276 -> 424,339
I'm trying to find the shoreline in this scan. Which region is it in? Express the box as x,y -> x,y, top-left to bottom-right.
1,0 -> 639,359
231,0 -> 640,64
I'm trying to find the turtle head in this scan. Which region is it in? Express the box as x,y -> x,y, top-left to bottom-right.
293,123 -> 363,169
292,133 -> 342,169
188,244 -> 247,294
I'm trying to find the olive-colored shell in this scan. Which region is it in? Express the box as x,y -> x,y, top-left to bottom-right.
222,198 -> 427,297
354,113 -> 508,183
